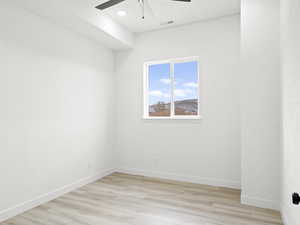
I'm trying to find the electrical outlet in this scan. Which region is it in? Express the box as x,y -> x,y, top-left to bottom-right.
292,192 -> 300,205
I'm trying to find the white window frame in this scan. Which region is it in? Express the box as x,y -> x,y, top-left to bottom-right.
143,56 -> 201,120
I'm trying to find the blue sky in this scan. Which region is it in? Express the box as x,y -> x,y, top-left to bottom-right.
148,61 -> 198,105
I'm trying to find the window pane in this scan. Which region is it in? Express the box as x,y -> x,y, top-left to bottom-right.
174,61 -> 198,116
148,63 -> 171,117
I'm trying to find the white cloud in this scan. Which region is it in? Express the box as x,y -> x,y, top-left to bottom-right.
174,89 -> 187,97
149,90 -> 163,97
164,93 -> 171,98
160,78 -> 171,84
183,82 -> 198,88
174,89 -> 194,97
149,90 -> 170,98
151,89 -> 193,98
185,89 -> 193,94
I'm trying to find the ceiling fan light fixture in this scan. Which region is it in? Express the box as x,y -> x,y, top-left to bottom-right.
117,10 -> 127,16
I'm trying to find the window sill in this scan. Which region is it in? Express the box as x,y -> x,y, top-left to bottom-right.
142,116 -> 202,120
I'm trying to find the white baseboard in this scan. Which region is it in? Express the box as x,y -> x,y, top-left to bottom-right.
3,168 -> 284,223
241,194 -> 280,211
281,204 -> 297,225
0,168 -> 115,223
117,168 -> 241,189
282,211 -> 289,225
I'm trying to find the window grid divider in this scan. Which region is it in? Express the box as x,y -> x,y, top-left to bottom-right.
170,62 -> 175,117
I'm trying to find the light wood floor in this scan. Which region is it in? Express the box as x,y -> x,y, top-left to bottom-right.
1,173 -> 282,225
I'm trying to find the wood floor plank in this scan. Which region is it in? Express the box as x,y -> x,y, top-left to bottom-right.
1,173 -> 283,225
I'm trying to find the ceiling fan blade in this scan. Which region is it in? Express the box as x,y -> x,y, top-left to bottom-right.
95,0 -> 125,10
171,0 -> 191,2
144,0 -> 158,20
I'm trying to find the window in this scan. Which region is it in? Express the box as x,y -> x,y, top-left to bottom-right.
144,57 -> 200,119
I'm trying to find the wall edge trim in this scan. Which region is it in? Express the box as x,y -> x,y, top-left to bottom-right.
117,167 -> 241,189
0,168 -> 116,223
241,193 -> 280,211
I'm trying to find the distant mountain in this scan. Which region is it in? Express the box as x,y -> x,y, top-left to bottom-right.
174,99 -> 198,115
149,99 -> 198,116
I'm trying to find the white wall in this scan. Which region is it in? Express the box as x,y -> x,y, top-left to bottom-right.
0,1 -> 115,220
281,0 -> 300,224
240,0 -> 281,210
0,0 -> 284,220
115,15 -> 241,188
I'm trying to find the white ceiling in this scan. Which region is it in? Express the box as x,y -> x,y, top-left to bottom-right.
95,0 -> 240,33
11,0 -> 135,49
13,0 -> 240,49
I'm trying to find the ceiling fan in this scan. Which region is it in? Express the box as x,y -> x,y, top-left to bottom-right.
95,0 -> 191,19
96,0 -> 191,10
